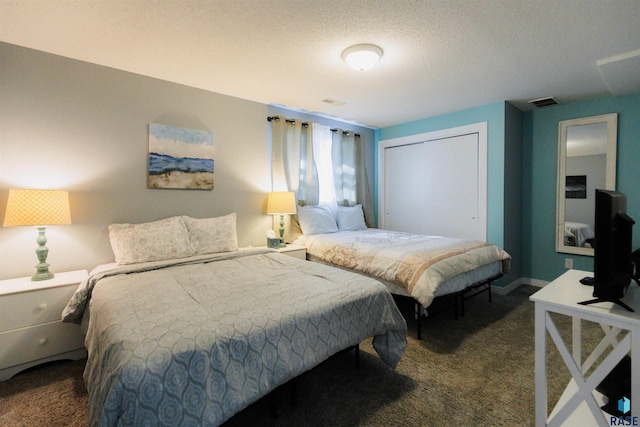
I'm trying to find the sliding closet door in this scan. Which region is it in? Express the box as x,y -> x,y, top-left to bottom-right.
420,133 -> 478,238
383,142 -> 429,232
379,124 -> 486,241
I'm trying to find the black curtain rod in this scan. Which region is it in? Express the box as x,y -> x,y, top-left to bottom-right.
267,116 -> 309,127
331,129 -> 361,138
267,116 -> 360,138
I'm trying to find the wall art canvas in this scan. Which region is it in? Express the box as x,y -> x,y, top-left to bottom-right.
148,123 -> 214,190
566,175 -> 586,199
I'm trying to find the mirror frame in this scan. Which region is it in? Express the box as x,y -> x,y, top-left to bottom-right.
556,113 -> 618,256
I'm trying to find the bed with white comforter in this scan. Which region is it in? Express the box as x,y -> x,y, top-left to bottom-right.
62,249 -> 407,426
294,228 -> 511,309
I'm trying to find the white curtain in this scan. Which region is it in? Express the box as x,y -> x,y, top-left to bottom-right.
271,117 -> 374,236
332,130 -> 356,205
299,124 -> 319,206
271,118 -> 297,191
331,129 -> 374,226
312,123 -> 337,216
271,117 -> 319,205
271,117 -> 318,241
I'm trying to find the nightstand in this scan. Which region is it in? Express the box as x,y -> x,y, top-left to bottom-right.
276,244 -> 307,260
0,270 -> 88,381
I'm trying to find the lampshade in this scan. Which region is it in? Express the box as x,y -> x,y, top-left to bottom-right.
4,189 -> 71,281
342,44 -> 383,71
4,189 -> 71,227
266,191 -> 297,215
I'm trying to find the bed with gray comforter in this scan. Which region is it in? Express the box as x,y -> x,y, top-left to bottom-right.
62,249 -> 407,426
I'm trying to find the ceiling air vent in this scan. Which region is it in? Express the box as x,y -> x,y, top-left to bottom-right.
528,97 -> 558,108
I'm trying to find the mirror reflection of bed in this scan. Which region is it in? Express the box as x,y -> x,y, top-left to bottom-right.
564,221 -> 594,248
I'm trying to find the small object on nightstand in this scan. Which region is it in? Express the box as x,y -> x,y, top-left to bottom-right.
266,229 -> 280,249
580,276 -> 595,286
267,237 -> 281,249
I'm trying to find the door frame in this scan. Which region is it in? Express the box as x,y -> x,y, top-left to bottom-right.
377,122 -> 488,241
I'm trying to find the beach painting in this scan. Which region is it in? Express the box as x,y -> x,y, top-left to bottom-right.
148,123 -> 214,190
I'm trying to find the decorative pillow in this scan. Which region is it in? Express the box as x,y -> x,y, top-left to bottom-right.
337,204 -> 367,231
108,216 -> 195,264
297,205 -> 338,235
183,213 -> 239,255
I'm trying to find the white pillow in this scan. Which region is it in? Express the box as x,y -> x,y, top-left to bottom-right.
297,205 -> 338,235
108,216 -> 195,264
183,213 -> 239,255
337,204 -> 367,231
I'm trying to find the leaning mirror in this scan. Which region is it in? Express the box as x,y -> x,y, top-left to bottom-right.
556,113 -> 617,255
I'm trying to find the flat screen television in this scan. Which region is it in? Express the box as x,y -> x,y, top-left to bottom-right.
579,189 -> 636,311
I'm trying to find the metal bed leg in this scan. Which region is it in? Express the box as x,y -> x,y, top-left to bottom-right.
411,274 -> 501,339
453,294 -> 459,320
270,391 -> 278,418
290,378 -> 298,407
417,302 -> 424,340
415,302 -> 423,340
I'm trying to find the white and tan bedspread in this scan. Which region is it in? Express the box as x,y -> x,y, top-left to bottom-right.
294,229 -> 511,308
62,249 -> 407,426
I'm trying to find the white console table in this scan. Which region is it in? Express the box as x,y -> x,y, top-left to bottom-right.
530,269 -> 640,427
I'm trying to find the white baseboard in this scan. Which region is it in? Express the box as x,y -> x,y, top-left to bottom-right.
492,277 -> 550,295
519,277 -> 550,288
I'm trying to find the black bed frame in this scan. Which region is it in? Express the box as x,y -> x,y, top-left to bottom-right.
269,344 -> 360,418
414,273 -> 503,340
304,254 -> 504,341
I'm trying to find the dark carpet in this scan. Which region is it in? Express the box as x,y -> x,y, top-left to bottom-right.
0,285 -> 603,426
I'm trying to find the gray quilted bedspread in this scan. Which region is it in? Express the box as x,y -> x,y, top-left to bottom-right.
63,250 -> 407,426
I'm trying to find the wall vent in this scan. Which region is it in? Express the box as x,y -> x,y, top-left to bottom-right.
528,97 -> 558,108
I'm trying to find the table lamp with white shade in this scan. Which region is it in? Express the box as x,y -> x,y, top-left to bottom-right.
266,191 -> 296,248
3,189 -> 72,281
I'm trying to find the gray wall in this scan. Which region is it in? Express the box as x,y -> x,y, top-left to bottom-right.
565,154 -> 605,226
0,43 -> 373,280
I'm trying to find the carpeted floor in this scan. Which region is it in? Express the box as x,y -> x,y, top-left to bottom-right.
0,285 -> 604,426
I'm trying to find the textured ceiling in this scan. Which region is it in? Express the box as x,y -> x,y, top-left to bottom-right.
1,0 -> 639,128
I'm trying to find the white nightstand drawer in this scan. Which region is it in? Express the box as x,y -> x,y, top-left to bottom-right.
0,285 -> 79,332
0,321 -> 85,370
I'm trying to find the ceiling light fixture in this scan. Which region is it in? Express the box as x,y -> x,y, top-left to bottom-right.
342,44 -> 383,72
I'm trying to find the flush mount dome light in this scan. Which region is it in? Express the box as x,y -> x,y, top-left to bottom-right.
342,44 -> 383,71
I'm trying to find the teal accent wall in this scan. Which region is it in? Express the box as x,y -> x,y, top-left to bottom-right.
523,95 -> 640,282
378,95 -> 639,284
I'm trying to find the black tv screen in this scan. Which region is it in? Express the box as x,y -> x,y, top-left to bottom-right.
592,189 -> 635,301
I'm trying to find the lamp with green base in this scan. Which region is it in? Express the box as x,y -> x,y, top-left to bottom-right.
266,191 -> 297,248
3,189 -> 72,281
